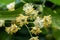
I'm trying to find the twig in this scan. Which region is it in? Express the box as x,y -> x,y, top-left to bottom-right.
25,24 -> 33,37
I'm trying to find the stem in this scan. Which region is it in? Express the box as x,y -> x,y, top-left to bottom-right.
42,0 -> 46,5
41,0 -> 46,17
21,0 -> 27,3
28,22 -> 33,23
25,24 -> 33,37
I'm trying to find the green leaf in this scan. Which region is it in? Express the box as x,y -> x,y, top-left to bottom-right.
52,7 -> 60,40
0,0 -> 15,4
0,1 -> 25,20
0,29 -> 13,40
52,29 -> 60,40
49,0 -> 60,5
0,7 -> 23,20
23,0 -> 41,3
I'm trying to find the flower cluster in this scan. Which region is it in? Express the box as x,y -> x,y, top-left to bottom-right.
34,15 -> 52,28
16,14 -> 28,26
5,24 -> 20,34
5,3 -> 52,40
34,17 -> 44,28
23,3 -> 52,40
31,26 -> 42,35
23,3 -> 39,19
43,15 -> 52,27
23,3 -> 34,14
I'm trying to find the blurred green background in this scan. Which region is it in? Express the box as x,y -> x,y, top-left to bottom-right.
0,0 -> 60,40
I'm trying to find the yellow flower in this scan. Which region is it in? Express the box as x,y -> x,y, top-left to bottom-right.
28,10 -> 39,20
5,24 -> 20,34
34,17 -> 44,28
23,3 -> 34,14
16,14 -> 28,26
31,26 -> 42,35
6,2 -> 15,11
30,10 -> 39,16
34,15 -> 52,28
29,36 -> 39,40
43,15 -> 52,27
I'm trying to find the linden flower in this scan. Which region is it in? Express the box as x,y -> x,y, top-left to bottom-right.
5,24 -> 20,34
6,2 -> 15,11
28,10 -> 39,20
23,3 -> 34,14
16,14 -> 28,26
30,10 -> 39,16
29,36 -> 39,40
31,26 -> 42,35
0,20 -> 5,27
34,17 -> 44,28
43,15 -> 52,27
